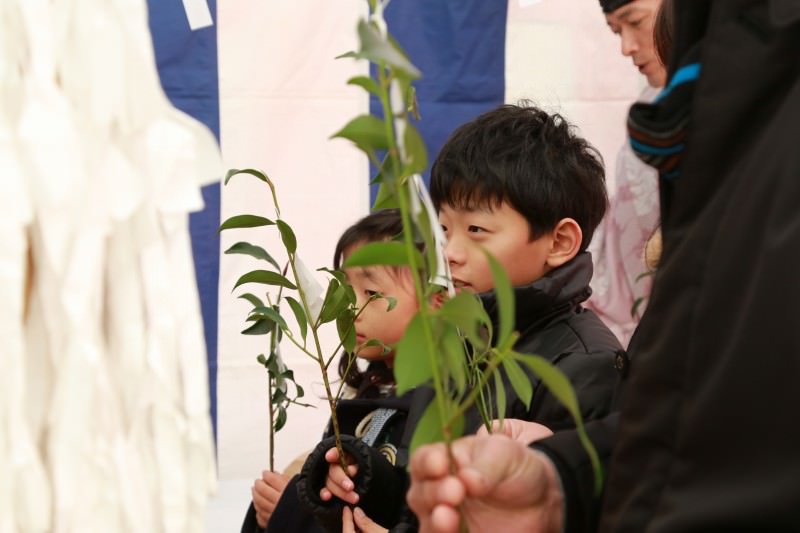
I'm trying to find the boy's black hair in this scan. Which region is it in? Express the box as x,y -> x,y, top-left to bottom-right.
333,209 -> 403,397
430,102 -> 608,251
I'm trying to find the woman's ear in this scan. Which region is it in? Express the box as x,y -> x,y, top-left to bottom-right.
546,218 -> 582,268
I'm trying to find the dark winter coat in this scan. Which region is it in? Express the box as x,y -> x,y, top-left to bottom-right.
534,2 -> 800,531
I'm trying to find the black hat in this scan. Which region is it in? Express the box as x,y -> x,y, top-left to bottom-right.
600,0 -> 634,14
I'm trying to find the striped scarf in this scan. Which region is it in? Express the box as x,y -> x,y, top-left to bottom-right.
627,46 -> 703,180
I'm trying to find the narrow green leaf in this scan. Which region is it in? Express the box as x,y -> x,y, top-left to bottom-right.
403,123 -> 428,176
275,220 -> 297,254
249,306 -> 289,331
275,408 -> 288,432
409,402 -> 444,455
225,242 -> 281,271
218,214 -> 275,232
331,114 -> 389,151
395,313 -> 434,394
242,319 -> 272,335
372,182 -> 399,210
342,241 -> 423,268
335,51 -> 358,60
486,251 -> 515,348
438,292 -> 491,350
336,311 -> 357,354
493,371 -> 507,428
224,168 -> 271,185
285,297 -> 307,341
238,293 -> 265,309
320,281 -> 349,325
440,324 -> 467,395
384,296 -> 397,312
347,75 -> 381,97
514,352 -> 603,494
357,20 -> 422,79
234,270 -> 296,290
501,357 -> 534,410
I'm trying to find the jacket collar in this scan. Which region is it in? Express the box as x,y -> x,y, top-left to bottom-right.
478,252 -> 594,335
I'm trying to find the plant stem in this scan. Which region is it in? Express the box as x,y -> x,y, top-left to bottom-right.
377,64 -> 452,449
287,250 -> 350,473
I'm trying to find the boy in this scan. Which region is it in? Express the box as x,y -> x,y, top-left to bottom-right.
309,103 -> 623,531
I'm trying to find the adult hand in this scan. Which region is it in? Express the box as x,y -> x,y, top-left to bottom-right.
342,506 -> 388,533
252,470 -> 289,528
477,419 -> 554,444
319,447 -> 360,505
407,434 -> 563,533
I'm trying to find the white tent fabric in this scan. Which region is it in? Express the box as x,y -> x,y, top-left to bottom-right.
0,1 -> 218,531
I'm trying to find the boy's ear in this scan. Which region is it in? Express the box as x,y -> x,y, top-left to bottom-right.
546,218 -> 582,268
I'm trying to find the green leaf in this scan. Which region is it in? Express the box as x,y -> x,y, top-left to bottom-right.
224,168 -> 271,185
336,311 -> 357,353
257,353 -> 267,365
342,241 -> 423,268
514,352 -> 603,494
276,220 -> 297,254
331,114 -> 389,152
493,370 -> 507,428
275,407 -> 288,432
319,281 -> 350,325
294,383 -> 305,399
335,50 -> 359,60
218,215 -> 275,232
234,270 -> 296,291
486,251 -> 515,348
285,297 -> 307,341
225,242 -> 281,271
438,292 -> 491,351
347,75 -> 381,97
409,401 -> 464,455
501,357 -> 533,410
403,123 -> 428,176
440,324 -> 467,395
249,306 -> 289,331
242,319 -> 272,335
356,20 -> 422,79
372,181 -> 399,210
384,296 -> 397,312
409,402 -> 444,455
395,313 -> 434,394
238,293 -> 265,309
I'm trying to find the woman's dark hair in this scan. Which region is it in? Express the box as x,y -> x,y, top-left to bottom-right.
333,209 -> 403,397
654,0 -> 674,69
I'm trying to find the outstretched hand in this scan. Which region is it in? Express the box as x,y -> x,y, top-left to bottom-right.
407,434 -> 563,533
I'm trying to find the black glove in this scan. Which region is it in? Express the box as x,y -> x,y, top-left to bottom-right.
296,434 -> 408,533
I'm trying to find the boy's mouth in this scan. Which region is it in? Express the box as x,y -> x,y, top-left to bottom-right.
453,279 -> 472,290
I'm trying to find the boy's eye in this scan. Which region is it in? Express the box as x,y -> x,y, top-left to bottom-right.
365,289 -> 379,298
440,224 -> 449,234
630,18 -> 644,28
467,225 -> 486,234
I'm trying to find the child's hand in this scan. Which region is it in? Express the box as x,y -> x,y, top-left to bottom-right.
342,506 -> 388,533
252,470 -> 289,528
319,447 -> 360,505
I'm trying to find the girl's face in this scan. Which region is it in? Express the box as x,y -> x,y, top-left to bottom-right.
343,245 -> 418,364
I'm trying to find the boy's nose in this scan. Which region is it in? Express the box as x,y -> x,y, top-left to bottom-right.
443,235 -> 466,266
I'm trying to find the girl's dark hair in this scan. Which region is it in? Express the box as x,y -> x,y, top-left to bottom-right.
654,0 -> 674,69
334,209 -> 403,397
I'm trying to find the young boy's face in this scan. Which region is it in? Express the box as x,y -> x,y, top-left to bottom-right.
344,249 -> 418,362
439,202 -> 553,293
